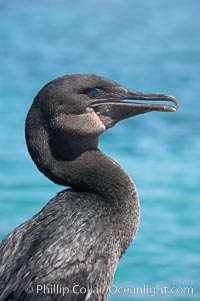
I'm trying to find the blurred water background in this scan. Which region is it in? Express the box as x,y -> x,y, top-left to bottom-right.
0,0 -> 200,300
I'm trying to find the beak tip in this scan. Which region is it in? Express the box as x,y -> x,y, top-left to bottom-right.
169,107 -> 177,112
164,94 -> 179,111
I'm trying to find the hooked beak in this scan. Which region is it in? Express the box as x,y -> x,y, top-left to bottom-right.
89,90 -> 179,128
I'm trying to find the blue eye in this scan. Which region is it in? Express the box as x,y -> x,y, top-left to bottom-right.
89,88 -> 100,97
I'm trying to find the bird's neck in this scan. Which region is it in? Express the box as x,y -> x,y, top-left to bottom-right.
59,150 -> 136,200
44,146 -> 136,203
26,107 -> 137,203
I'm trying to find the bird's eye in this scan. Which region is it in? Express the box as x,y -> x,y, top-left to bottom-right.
88,88 -> 100,97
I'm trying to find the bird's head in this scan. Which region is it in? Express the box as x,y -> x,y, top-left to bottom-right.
26,74 -> 178,184
33,73 -> 178,137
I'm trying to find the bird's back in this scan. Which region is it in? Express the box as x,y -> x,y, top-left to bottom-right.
0,189 -> 121,301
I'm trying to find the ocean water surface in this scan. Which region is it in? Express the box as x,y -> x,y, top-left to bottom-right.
0,0 -> 200,300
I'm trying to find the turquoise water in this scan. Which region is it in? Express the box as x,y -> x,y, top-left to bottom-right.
0,0 -> 200,300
